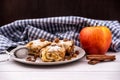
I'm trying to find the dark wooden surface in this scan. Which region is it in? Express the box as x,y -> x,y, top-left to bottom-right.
0,0 -> 120,26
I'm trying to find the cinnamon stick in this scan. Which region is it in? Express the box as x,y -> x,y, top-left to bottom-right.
86,55 -> 116,65
88,60 -> 100,65
86,55 -> 115,61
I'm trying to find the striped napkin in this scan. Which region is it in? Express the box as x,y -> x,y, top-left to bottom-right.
0,16 -> 120,53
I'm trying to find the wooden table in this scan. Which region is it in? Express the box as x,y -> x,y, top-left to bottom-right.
0,52 -> 120,80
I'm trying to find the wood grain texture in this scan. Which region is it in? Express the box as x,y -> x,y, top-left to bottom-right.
0,72 -> 120,80
0,52 -> 120,80
0,0 -> 120,26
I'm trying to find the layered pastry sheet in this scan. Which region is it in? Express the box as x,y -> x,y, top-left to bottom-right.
25,38 -> 78,62
25,39 -> 51,55
40,44 -> 66,62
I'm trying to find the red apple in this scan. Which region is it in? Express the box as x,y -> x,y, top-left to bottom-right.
79,26 -> 112,55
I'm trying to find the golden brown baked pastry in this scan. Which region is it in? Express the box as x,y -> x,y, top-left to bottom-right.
25,38 -> 75,62
25,39 -> 51,55
40,44 -> 66,62
52,38 -> 74,54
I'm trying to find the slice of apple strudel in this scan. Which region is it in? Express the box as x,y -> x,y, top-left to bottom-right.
25,39 -> 51,56
40,44 -> 66,62
52,38 -> 74,54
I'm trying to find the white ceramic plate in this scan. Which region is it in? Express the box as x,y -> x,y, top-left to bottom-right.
10,46 -> 85,65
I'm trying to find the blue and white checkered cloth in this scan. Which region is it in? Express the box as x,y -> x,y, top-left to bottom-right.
0,16 -> 120,53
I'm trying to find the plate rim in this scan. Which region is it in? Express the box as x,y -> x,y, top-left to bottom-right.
10,46 -> 86,65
